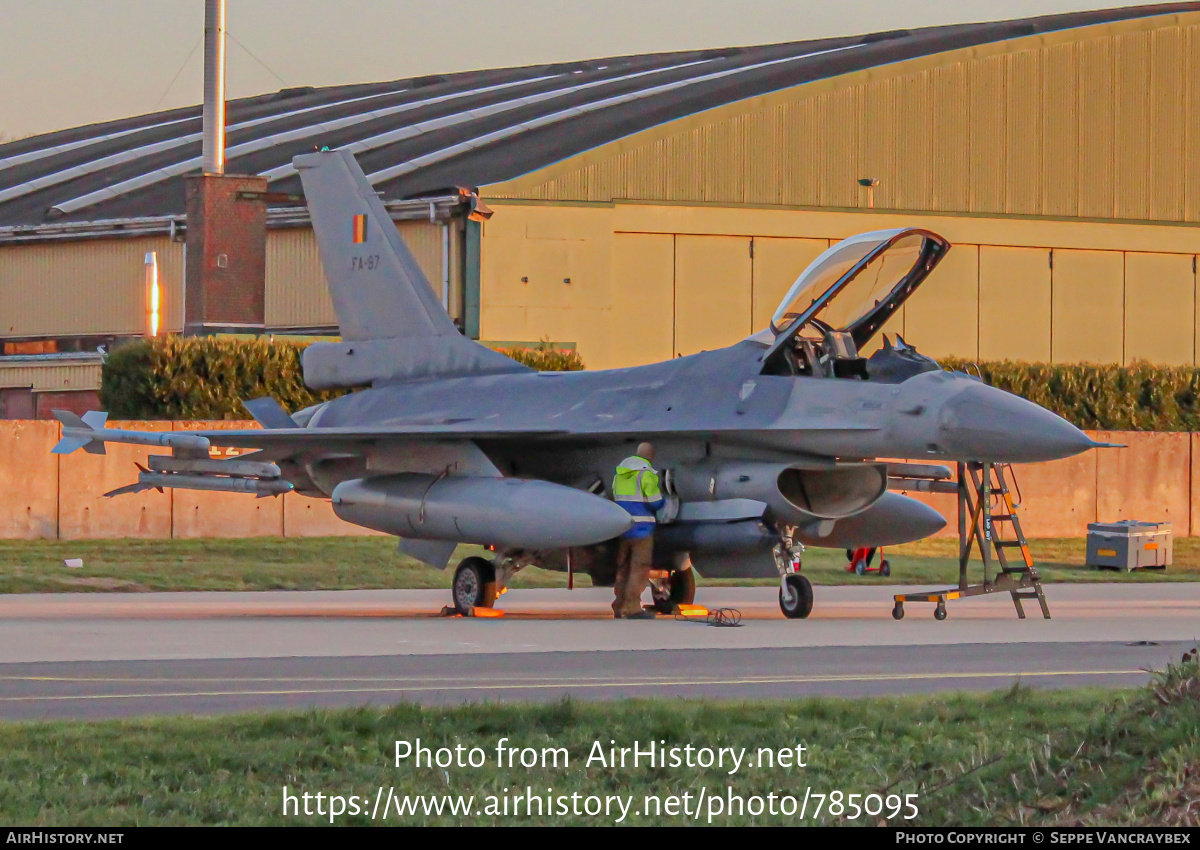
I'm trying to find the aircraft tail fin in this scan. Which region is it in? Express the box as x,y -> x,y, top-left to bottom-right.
293,149 -> 526,388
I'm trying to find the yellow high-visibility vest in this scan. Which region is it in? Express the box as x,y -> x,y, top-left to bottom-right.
612,456 -> 662,503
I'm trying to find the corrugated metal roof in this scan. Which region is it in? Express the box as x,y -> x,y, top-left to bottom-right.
0,2 -> 1196,227
0,354 -> 103,391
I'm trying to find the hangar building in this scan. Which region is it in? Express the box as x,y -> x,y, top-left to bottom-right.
1,3 -> 1199,415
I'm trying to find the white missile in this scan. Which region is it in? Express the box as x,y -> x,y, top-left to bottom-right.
52,410 -> 211,455
104,471 -> 293,499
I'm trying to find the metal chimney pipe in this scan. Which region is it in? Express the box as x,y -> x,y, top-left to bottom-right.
202,0 -> 227,174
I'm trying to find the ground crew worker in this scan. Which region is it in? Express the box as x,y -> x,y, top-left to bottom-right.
611,442 -> 665,619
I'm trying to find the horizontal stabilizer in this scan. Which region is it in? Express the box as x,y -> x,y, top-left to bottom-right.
242,397 -> 299,430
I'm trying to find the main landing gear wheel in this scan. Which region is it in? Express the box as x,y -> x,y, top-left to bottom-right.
880,560 -> 891,577
452,557 -> 497,615
854,560 -> 866,576
652,569 -> 696,614
892,602 -> 904,620
934,601 -> 948,621
779,573 -> 813,619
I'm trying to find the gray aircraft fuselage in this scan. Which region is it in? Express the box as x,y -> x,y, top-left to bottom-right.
301,339 -> 1093,485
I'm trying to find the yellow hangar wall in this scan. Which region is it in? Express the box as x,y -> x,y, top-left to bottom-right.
487,13 -> 1200,221
476,202 -> 1200,370
479,11 -> 1200,370
0,236 -> 186,338
263,221 -> 453,329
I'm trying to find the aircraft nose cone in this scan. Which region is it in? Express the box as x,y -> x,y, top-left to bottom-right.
939,384 -> 1095,463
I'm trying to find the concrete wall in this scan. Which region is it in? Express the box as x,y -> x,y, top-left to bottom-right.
0,420 -> 1192,541
896,430 -> 1192,539
0,420 -> 375,540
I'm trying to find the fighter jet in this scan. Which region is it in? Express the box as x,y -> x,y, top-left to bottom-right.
52,150 -> 1103,619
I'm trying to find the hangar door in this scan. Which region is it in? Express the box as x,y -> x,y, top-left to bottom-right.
1123,252 -> 1196,366
750,237 -> 829,331
1051,250 -> 1124,364
610,234 -> 674,368
673,236 -> 752,357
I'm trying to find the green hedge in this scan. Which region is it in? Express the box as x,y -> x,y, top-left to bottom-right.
100,337 -> 585,420
99,337 -> 344,420
500,343 -> 585,372
941,359 -> 1200,432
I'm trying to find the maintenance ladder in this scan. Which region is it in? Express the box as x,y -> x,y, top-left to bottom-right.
892,461 -> 1050,621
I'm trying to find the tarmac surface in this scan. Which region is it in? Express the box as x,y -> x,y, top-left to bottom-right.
0,584 -> 1196,720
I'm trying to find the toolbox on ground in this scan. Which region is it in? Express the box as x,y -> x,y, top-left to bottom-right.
1086,520 -> 1172,571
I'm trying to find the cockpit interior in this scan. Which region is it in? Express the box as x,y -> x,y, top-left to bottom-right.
757,228 -> 951,384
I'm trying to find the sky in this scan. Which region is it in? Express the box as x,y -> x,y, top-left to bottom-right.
0,0 -> 1153,139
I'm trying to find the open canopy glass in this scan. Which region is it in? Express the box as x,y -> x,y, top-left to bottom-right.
767,228 -> 950,350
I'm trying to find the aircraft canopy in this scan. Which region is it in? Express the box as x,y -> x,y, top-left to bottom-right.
768,228 -> 950,349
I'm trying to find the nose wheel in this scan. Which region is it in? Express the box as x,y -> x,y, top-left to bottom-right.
779,573 -> 813,619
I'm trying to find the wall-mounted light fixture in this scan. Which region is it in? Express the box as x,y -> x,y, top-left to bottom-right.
144,252 -> 161,338
858,177 -> 880,209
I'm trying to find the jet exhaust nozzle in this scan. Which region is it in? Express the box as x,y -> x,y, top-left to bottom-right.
332,474 -> 633,549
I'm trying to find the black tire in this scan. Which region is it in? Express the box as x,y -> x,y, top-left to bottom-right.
880,560 -> 891,577
892,603 -> 904,620
854,560 -> 866,576
934,602 -> 947,621
779,574 -> 814,619
452,557 -> 497,615
845,549 -> 854,562
652,569 -> 697,614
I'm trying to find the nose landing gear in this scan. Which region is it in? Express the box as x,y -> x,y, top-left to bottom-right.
774,533 -> 813,619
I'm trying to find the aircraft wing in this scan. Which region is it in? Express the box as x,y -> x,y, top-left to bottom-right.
52,408 -> 876,463
51,410 -> 568,458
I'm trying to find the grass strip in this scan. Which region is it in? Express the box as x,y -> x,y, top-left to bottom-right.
0,537 -> 1195,594
1,661 -> 1196,825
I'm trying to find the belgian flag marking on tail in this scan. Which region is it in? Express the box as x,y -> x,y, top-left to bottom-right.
352,213 -> 368,243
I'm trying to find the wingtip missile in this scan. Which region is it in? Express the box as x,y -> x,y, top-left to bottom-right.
49,410 -> 211,455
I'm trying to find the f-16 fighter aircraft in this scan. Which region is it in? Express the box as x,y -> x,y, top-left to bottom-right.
53,150 -> 1103,619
